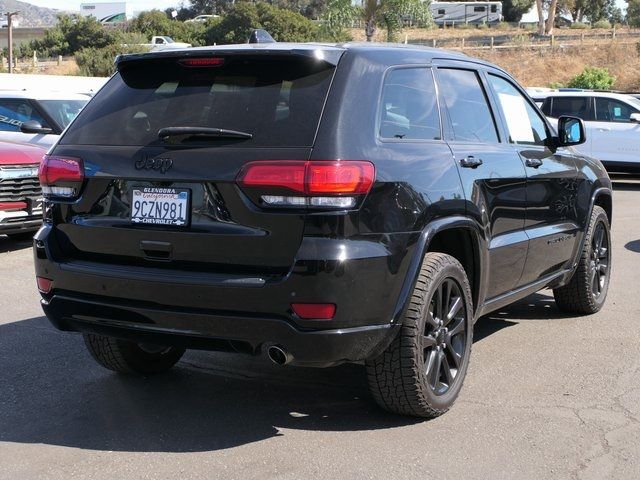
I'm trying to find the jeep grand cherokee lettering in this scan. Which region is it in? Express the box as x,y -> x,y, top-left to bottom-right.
34,43 -> 612,418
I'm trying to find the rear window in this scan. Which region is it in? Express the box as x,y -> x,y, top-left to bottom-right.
61,55 -> 336,147
549,96 -> 590,119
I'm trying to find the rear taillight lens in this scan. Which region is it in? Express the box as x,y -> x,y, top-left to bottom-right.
38,155 -> 84,199
237,161 -> 375,209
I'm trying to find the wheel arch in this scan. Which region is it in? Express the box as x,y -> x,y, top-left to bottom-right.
391,216 -> 488,326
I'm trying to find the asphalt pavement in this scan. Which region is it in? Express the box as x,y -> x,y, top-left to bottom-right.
1,178 -> 639,480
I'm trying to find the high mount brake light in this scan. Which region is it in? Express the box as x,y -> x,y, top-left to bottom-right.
38,155 -> 84,199
179,57 -> 225,67
237,161 -> 375,209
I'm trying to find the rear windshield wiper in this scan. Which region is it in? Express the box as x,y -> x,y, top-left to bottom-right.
158,126 -> 253,142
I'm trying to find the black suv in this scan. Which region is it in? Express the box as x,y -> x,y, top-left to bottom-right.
34,43 -> 612,418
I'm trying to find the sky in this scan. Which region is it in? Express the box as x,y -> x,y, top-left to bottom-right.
22,0 -> 630,14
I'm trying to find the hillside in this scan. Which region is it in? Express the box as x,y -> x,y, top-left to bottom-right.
0,0 -> 64,27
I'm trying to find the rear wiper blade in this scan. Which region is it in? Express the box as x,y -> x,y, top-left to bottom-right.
158,126 -> 253,142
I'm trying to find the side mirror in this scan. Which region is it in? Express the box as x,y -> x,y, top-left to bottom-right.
20,120 -> 53,135
630,113 -> 640,123
556,116 -> 586,147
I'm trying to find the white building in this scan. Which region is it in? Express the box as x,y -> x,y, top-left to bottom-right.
79,2 -> 133,23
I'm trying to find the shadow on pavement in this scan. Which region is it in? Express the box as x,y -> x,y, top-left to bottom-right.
0,316 -> 420,453
0,235 -> 32,254
0,291 -> 566,453
625,240 -> 640,253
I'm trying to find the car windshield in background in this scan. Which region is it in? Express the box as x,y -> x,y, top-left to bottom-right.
60,56 -> 336,147
38,100 -> 87,128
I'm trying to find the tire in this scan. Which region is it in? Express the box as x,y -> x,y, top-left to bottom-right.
553,205 -> 611,314
366,252 -> 474,418
83,333 -> 185,375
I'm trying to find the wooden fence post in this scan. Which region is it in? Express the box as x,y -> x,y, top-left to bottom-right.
432,38 -> 436,48
32,51 -> 37,67
490,36 -> 494,50
57,55 -> 62,66
461,37 -> 465,50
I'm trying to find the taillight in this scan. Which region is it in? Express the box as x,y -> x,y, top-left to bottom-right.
237,161 -> 375,209
38,155 -> 84,199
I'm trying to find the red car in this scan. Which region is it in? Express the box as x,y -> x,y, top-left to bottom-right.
0,142 -> 45,239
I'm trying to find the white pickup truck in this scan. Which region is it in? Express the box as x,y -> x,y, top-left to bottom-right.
146,36 -> 191,51
541,91 -> 640,173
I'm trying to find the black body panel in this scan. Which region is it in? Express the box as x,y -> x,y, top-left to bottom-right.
35,43 -> 612,367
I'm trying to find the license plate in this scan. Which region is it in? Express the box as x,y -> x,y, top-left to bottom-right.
131,187 -> 190,226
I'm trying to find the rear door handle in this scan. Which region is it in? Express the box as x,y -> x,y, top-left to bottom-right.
525,158 -> 543,169
459,156 -> 483,168
597,127 -> 611,132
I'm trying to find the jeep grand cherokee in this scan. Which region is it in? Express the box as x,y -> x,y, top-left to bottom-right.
34,43 -> 612,417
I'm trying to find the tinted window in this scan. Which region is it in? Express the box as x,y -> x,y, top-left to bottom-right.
551,96 -> 590,119
491,5 -> 497,12
437,68 -> 499,143
0,99 -> 49,132
474,6 -> 485,11
379,68 -> 441,140
438,8 -> 445,14
38,99 -> 86,128
489,75 -> 548,146
595,97 -> 639,123
62,56 -> 335,147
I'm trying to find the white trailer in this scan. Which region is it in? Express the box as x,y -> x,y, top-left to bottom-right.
79,2 -> 132,24
430,2 -> 503,25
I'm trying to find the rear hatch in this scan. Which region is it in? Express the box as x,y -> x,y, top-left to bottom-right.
48,48 -> 342,277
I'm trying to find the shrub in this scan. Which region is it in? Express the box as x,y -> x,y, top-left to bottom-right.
205,2 -> 318,45
567,67 -> 615,89
75,43 -> 149,77
495,21 -> 512,30
592,19 -> 612,29
570,22 -> 590,29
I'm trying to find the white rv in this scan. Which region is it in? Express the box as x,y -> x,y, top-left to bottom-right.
79,2 -> 132,23
430,2 -> 503,25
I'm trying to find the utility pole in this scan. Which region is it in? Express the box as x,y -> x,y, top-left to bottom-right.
5,11 -> 19,74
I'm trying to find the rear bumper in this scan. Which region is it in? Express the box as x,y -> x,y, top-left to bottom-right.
42,294 -> 398,367
0,209 -> 41,234
34,225 -> 418,367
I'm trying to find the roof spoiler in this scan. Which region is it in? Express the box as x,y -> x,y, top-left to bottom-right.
248,29 -> 276,44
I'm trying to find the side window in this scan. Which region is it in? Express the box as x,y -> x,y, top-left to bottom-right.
379,68 -> 441,141
488,75 -> 549,146
0,99 -> 49,132
436,68 -> 499,143
551,96 -> 590,119
595,97 -> 639,123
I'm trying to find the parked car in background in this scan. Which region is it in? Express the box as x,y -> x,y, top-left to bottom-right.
0,91 -> 88,149
0,142 -> 44,239
186,15 -> 218,22
35,43 -> 612,418
541,91 -> 640,173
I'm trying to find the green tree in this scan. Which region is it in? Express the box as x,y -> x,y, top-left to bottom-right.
567,67 -> 615,89
362,0 -> 432,42
27,14 -> 116,57
319,0 -> 358,41
502,0 -> 536,22
205,2 -> 318,44
628,0 -> 640,26
130,9 -> 207,45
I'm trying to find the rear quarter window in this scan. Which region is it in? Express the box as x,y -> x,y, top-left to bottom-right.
379,68 -> 441,141
60,56 -> 336,147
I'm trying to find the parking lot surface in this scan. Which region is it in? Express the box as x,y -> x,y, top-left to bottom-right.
1,179 -> 639,480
